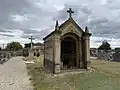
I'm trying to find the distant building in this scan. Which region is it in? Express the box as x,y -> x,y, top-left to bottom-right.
33,43 -> 44,57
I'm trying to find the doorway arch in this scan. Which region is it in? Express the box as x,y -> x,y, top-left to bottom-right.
61,33 -> 78,69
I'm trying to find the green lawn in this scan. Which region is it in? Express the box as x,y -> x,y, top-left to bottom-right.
27,57 -> 120,90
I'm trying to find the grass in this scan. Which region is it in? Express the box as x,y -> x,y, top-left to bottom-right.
91,60 -> 120,75
27,57 -> 120,90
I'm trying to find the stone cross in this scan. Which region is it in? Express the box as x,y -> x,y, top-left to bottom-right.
67,8 -> 74,18
29,36 -> 35,50
3,44 -> 5,49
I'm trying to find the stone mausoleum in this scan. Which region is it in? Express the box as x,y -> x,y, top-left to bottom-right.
43,8 -> 91,74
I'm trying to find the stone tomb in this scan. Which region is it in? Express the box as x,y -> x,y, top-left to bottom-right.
43,8 -> 91,74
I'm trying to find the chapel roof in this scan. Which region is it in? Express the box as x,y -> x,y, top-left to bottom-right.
43,8 -> 91,40
43,17 -> 84,40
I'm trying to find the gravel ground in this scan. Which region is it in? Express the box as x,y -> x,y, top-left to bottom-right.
0,56 -> 33,90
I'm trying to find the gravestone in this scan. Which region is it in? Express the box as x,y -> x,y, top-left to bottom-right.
113,48 -> 120,61
97,50 -> 113,60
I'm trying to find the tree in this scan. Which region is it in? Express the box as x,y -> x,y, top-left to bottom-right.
24,42 -> 34,48
6,41 -> 23,51
98,41 -> 111,52
0,47 -> 2,51
24,43 -> 31,48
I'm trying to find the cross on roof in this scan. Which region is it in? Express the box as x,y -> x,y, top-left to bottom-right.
67,8 -> 74,18
29,36 -> 35,50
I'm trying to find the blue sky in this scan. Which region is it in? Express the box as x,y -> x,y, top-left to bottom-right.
0,0 -> 120,48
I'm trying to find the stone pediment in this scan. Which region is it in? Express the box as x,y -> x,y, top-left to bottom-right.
43,18 -> 84,40
60,23 -> 82,37
60,18 -> 84,37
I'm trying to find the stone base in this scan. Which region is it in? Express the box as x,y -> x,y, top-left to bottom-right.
54,64 -> 61,74
25,61 -> 35,64
26,49 -> 35,61
26,56 -> 36,61
28,50 -> 34,57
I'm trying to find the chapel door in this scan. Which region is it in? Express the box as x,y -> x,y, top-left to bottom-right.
61,37 -> 76,69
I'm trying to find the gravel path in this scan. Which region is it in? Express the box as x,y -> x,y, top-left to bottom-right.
0,57 -> 33,90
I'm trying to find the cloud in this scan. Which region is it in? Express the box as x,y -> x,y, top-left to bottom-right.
0,0 -> 31,28
53,4 -> 92,21
21,27 -> 53,40
0,0 -> 120,48
0,28 -> 12,33
0,34 -> 14,37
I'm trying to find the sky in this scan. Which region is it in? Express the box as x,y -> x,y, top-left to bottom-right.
0,0 -> 120,48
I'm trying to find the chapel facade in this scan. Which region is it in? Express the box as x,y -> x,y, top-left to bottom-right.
43,8 -> 91,74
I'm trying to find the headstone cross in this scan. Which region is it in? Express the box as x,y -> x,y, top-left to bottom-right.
67,8 -> 74,18
29,36 -> 35,50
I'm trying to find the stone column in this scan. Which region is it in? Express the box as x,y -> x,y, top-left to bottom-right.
39,49 -> 41,56
43,42 -> 46,67
76,40 -> 79,68
83,36 -> 90,69
79,38 -> 83,68
53,34 -> 61,74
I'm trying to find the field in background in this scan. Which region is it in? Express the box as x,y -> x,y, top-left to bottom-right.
27,57 -> 120,90
91,60 -> 120,75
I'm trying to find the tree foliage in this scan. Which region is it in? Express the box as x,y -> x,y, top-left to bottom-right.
24,43 -> 34,48
6,41 -> 23,51
98,41 -> 111,52
0,47 -> 2,51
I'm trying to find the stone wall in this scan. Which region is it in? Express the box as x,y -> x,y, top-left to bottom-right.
44,39 -> 54,72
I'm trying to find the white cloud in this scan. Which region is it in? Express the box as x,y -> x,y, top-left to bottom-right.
0,0 -> 120,48
12,15 -> 29,23
101,0 -> 107,5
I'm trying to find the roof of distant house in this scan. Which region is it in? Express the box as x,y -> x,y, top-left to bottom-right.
33,42 -> 44,46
